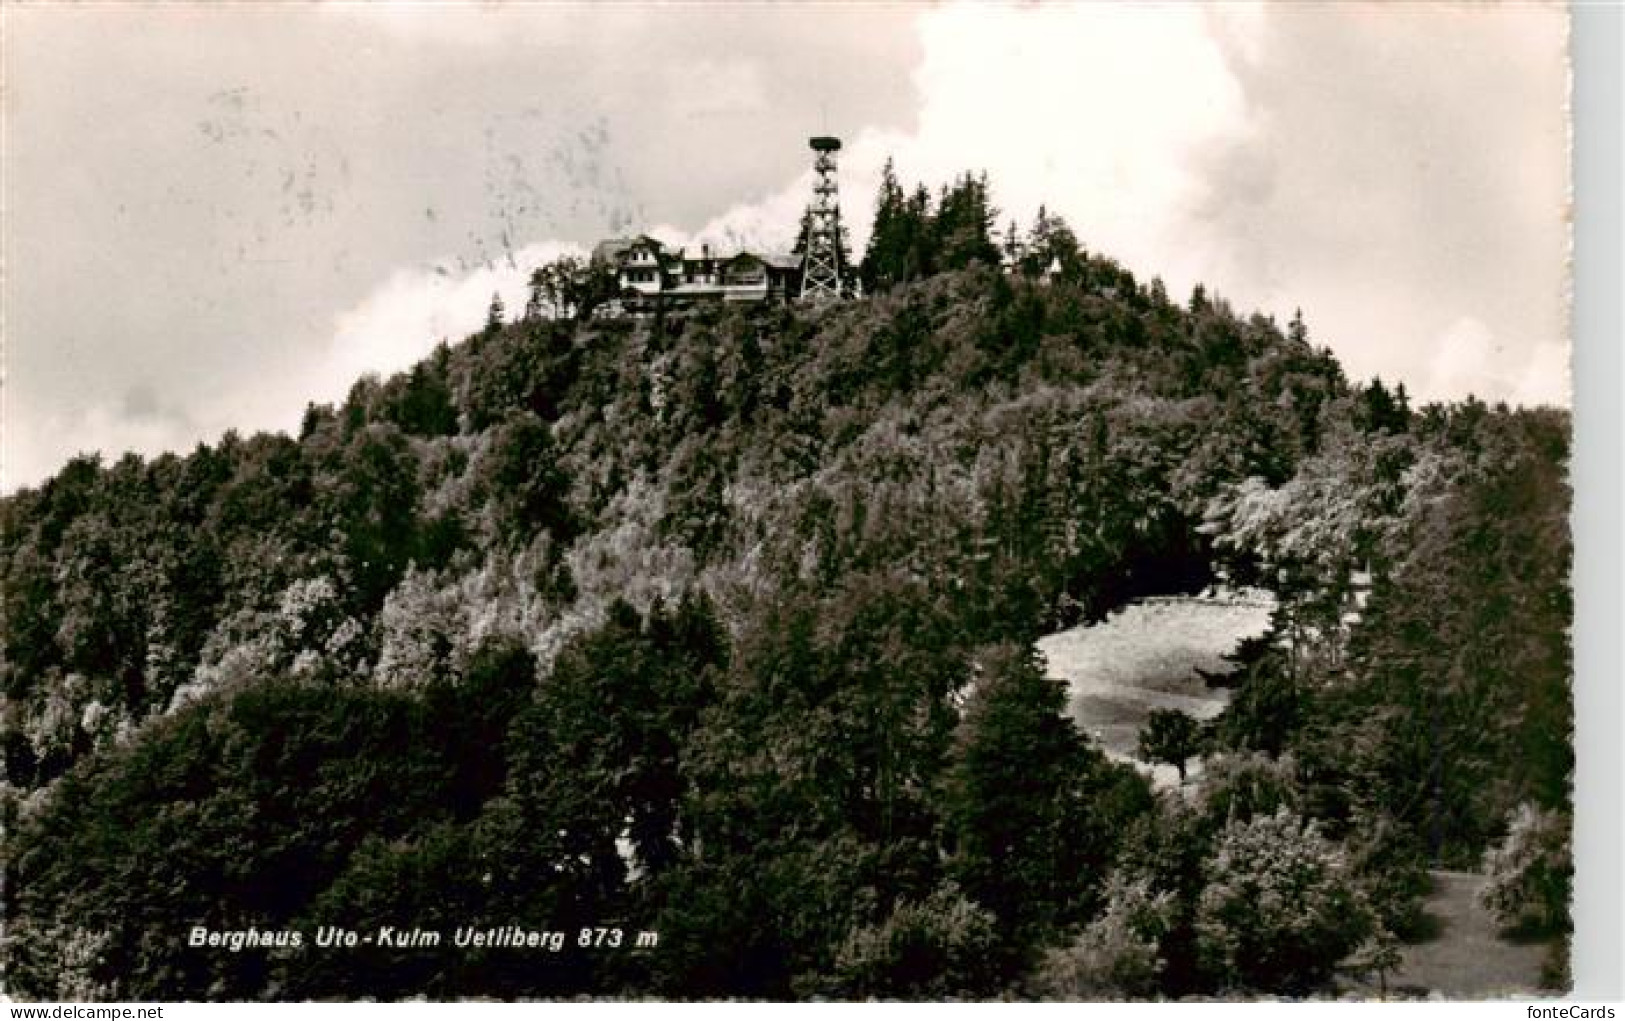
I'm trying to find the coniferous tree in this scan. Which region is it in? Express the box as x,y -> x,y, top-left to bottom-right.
904,183 -> 935,280
945,644 -> 1149,951
935,172 -> 1000,271
1021,205 -> 1083,280
1288,308 -> 1309,346
1000,216 -> 1022,270
862,158 -> 911,291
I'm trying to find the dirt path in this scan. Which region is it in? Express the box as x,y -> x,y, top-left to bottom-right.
1369,870 -> 1553,999
1040,596 -> 1555,998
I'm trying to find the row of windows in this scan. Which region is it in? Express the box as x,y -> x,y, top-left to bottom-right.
624,269 -> 770,287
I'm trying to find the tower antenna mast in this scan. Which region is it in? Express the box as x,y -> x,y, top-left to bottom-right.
800,135 -> 845,305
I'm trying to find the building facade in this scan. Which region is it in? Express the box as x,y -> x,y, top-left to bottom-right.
591,235 -> 801,314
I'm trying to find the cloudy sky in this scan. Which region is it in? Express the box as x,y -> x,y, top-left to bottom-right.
3,2 -> 1569,492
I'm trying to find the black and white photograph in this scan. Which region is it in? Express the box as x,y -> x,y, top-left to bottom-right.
1,0 -> 1591,1003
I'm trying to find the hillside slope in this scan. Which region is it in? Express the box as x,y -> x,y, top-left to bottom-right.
1,255 -> 1570,1000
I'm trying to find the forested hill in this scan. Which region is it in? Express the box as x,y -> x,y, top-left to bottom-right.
3,225 -> 1571,998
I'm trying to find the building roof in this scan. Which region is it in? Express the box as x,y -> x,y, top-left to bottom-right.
595,235 -> 800,273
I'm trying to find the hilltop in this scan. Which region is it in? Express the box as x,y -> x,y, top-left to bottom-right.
1,194 -> 1571,998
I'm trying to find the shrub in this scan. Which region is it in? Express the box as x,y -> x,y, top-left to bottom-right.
827,884 -> 1003,999
1032,871 -> 1175,999
1194,808 -> 1373,994
1481,802 -> 1571,935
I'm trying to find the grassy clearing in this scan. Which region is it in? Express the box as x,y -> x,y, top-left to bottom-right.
1040,595 -> 1559,999
1036,591 -> 1275,785
1345,870 -> 1554,999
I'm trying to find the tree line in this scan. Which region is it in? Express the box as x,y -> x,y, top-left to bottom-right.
2,162 -> 1570,998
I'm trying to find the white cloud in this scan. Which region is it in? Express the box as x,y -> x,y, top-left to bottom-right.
3,400 -> 197,492
305,241 -> 583,404
903,2 -> 1249,283
11,3 -> 1563,494
1418,316 -> 1570,408
1,243 -> 580,492
669,2 -> 1568,416
1511,339 -> 1571,408
680,3 -> 1252,288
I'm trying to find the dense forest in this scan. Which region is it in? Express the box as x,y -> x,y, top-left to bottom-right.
2,166 -> 1571,1000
